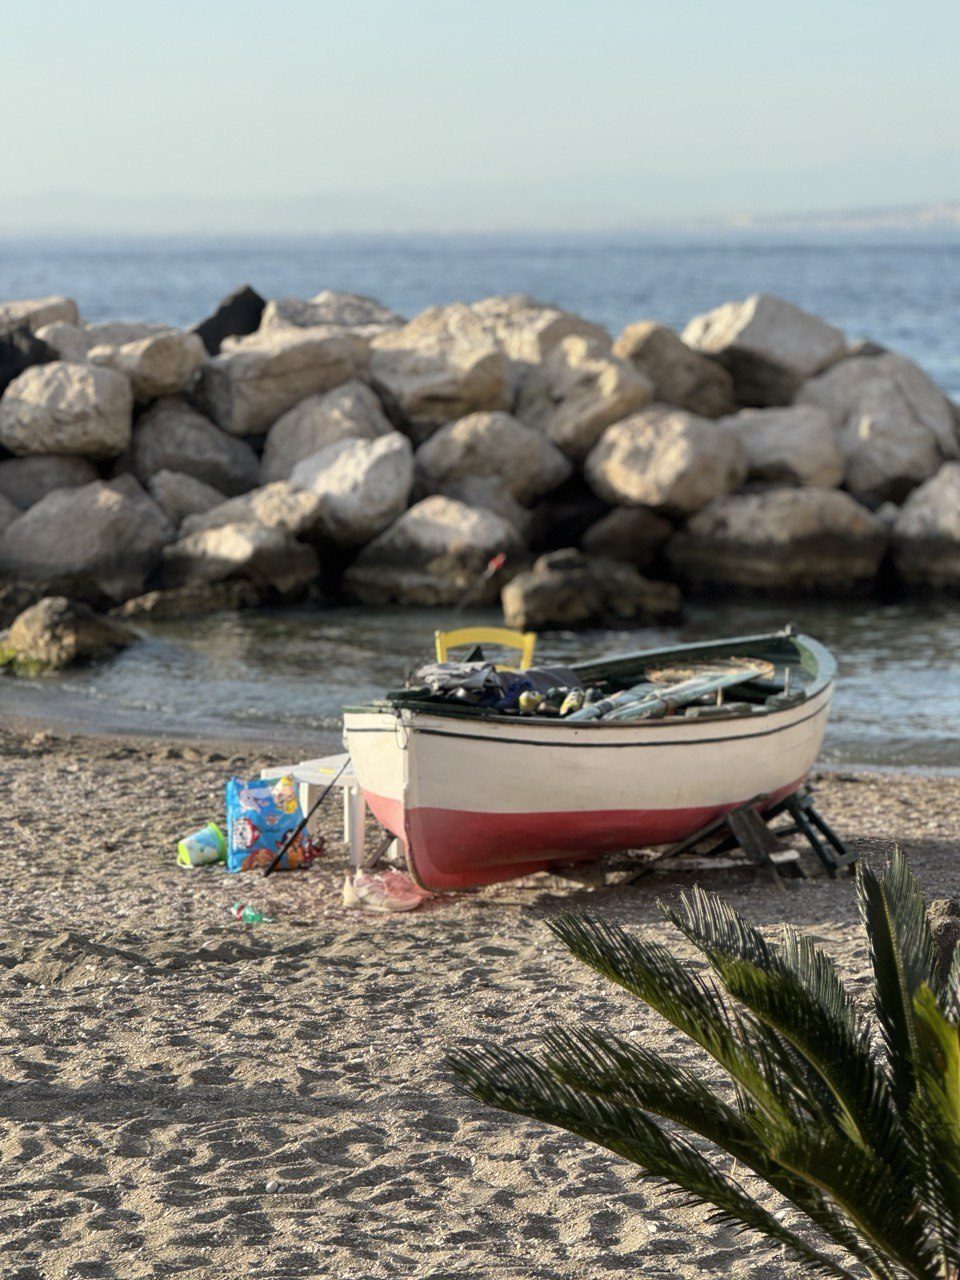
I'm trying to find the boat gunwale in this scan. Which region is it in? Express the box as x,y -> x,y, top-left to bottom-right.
342,629 -> 836,729
345,684 -> 831,746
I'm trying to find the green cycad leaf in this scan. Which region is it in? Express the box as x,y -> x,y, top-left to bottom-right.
549,912 -> 809,1127
667,888 -> 903,1164
911,985 -> 960,1272
857,851 -> 938,1118
543,1025 -> 897,1280
448,1043 -> 861,1280
543,1025 -> 758,1156
946,950 -> 960,1022
773,1127 -> 940,1280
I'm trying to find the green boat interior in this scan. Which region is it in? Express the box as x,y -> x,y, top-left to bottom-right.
348,627 -> 834,726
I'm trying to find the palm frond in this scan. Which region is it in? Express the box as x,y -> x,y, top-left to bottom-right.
549,912 -> 809,1126
857,851 -> 938,1117
666,888 -> 903,1163
910,985 -> 960,1274
449,1043 -> 862,1280
945,949 -> 960,1023
543,1025 -> 899,1280
773,1127 -> 940,1280
542,1025 -> 759,1157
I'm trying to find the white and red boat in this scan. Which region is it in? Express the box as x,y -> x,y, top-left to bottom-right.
342,628 -> 835,891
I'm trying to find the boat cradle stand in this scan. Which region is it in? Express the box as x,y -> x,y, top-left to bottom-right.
626,785 -> 857,882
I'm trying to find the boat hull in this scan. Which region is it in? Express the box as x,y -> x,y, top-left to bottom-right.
343,682 -> 832,890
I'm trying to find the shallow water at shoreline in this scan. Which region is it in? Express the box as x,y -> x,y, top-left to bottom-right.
4,599 -> 959,771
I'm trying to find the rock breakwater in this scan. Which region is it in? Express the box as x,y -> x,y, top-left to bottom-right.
0,286 -> 958,661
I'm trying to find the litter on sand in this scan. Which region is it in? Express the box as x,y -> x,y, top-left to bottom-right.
177,822 -> 226,868
342,869 -> 434,913
230,901 -> 271,924
225,775 -> 322,873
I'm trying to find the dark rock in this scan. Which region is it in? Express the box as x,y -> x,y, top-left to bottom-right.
0,455 -> 99,510
0,580 -> 112,627
192,285 -> 266,356
501,548 -> 681,631
527,475 -> 611,555
667,488 -> 887,596
0,325 -> 55,395
113,581 -> 261,620
581,507 -> 673,571
4,596 -> 136,671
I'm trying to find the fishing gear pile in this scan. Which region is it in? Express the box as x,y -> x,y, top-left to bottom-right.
400,656 -> 797,723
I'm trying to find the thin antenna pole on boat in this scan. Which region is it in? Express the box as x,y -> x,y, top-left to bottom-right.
452,552 -> 508,616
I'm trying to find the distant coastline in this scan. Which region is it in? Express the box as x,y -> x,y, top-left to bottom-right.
1,200 -> 958,239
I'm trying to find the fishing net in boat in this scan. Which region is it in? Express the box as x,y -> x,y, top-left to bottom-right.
644,657 -> 776,685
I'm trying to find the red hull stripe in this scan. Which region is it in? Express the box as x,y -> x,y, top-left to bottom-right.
359,781 -> 802,891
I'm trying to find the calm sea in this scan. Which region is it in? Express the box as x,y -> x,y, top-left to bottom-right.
2,230 -> 959,396
2,230 -> 959,766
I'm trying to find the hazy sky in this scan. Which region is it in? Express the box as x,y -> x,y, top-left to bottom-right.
2,0 -> 958,232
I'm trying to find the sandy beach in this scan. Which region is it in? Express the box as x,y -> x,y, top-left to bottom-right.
0,723 -> 956,1279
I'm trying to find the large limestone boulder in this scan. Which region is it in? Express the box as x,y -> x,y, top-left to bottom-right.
613,321 -> 735,418
516,336 -> 655,460
0,362 -> 133,458
369,304 -> 510,441
128,397 -> 259,495
0,493 -> 19,536
581,506 -> 673,571
192,285 -> 265,356
0,325 -> 55,395
0,477 -> 173,601
180,481 -> 325,540
260,380 -> 393,483
721,404 -> 844,488
344,495 -> 521,605
0,297 -> 79,332
892,462 -> 960,590
668,488 -> 886,594
89,330 -> 206,400
4,596 -> 135,671
516,336 -> 654,460
585,406 -> 748,514
683,294 -> 846,406
415,410 -> 571,502
470,294 -> 610,363
798,353 -> 958,502
0,455 -> 98,509
436,475 -> 532,539
260,290 -> 404,336
146,470 -> 227,528
36,320 -> 171,363
290,433 -> 414,544
199,326 -> 368,436
501,548 -> 680,631
162,522 -> 318,596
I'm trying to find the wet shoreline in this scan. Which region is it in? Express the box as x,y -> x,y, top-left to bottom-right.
3,597 -> 959,773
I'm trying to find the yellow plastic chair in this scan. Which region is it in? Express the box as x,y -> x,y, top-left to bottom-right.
434,626 -> 537,670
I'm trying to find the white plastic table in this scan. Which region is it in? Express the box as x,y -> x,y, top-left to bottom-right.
260,752 -> 369,868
